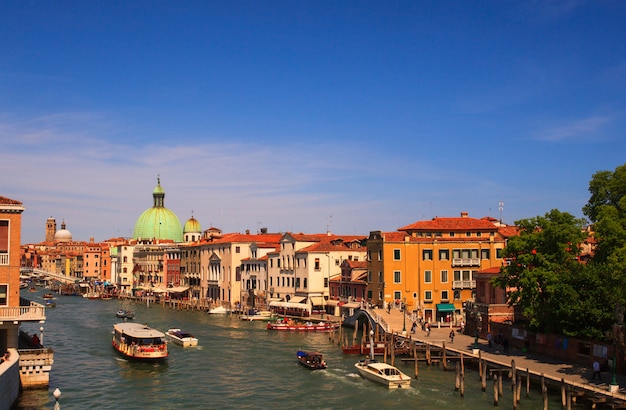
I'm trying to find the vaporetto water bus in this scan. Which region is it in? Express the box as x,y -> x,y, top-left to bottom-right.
112,322 -> 169,361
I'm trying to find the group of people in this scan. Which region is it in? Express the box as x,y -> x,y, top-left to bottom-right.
0,351 -> 10,364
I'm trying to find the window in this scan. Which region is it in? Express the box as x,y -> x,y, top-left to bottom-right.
235,246 -> 241,253
324,278 -> 329,288
496,248 -> 504,259
439,249 -> 449,260
424,270 -> 432,283
393,271 -> 401,284
0,285 -> 7,305
378,249 -> 382,261
394,291 -> 401,301
441,290 -> 449,301
367,250 -> 371,261
454,290 -> 461,300
314,258 -> 320,270
481,249 -> 490,259
423,249 -> 432,261
367,271 -> 372,282
378,271 -> 383,283
393,249 -> 401,260
440,270 -> 448,283
424,290 -> 432,301
454,270 -> 461,281
466,232 -> 472,237
303,278 -> 308,288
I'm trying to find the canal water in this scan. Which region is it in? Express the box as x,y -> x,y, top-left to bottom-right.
15,290 -> 584,409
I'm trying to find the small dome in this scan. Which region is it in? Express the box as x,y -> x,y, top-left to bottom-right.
54,221 -> 72,242
184,216 -> 202,234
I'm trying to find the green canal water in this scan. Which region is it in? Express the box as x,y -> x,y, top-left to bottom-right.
15,289 -> 585,409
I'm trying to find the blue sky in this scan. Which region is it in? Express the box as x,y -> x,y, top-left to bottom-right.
2,1 -> 626,244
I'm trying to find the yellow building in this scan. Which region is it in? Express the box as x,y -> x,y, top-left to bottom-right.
367,212 -> 515,323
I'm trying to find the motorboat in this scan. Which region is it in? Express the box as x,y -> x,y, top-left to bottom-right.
240,309 -> 273,321
116,309 -> 134,319
207,305 -> 231,314
166,328 -> 199,347
354,359 -> 411,389
42,293 -> 55,300
354,330 -> 411,389
342,342 -> 387,355
112,322 -> 168,361
296,350 -> 327,370
44,300 -> 56,308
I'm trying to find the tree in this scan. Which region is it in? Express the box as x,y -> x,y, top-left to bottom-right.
493,209 -> 588,334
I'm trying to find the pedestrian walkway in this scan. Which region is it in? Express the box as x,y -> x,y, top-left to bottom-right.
370,307 -> 626,404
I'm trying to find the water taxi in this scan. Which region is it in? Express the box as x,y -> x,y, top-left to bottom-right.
112,323 -> 168,361
354,359 -> 411,389
166,328 -> 199,347
240,309 -> 273,321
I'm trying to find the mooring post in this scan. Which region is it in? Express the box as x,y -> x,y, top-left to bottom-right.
561,378 -> 566,408
442,341 -> 447,371
413,343 -> 419,379
455,362 -> 460,391
493,373 -> 499,406
482,363 -> 487,392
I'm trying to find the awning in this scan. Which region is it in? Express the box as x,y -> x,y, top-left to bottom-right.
342,302 -> 361,309
436,303 -> 456,312
326,300 -> 340,306
309,296 -> 325,306
269,301 -> 311,311
289,296 -> 306,304
168,286 -> 189,293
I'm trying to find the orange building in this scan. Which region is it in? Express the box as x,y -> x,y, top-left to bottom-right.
367,212 -> 516,324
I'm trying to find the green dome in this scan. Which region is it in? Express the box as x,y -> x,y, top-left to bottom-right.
132,178 -> 183,242
183,216 -> 202,233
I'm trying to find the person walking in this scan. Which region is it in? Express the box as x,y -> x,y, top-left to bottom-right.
592,360 -> 602,381
449,330 -> 455,343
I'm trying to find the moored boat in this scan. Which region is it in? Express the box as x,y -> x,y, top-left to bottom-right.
240,309 -> 273,321
267,320 -> 339,332
42,293 -> 55,300
166,328 -> 198,347
342,342 -> 386,355
296,350 -> 327,370
112,322 -> 168,361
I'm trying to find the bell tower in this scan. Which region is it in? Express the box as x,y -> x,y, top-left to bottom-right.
46,217 -> 56,243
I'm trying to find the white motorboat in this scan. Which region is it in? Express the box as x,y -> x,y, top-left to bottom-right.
354,359 -> 411,389
240,309 -> 273,321
354,329 -> 411,389
166,328 -> 199,347
207,305 -> 230,314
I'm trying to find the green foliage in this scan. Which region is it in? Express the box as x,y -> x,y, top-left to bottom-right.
494,163 -> 626,339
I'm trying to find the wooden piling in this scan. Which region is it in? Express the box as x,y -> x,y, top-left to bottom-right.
561,378 -> 566,408
542,382 -> 548,410
511,360 -> 516,391
526,368 -> 530,397
481,363 -> 487,392
413,343 -> 419,379
479,350 -> 483,379
512,372 -> 517,409
426,343 -> 431,365
442,341 -> 447,371
461,352 -> 465,376
460,369 -> 465,398
390,336 -> 395,366
455,362 -> 460,391
493,373 -> 499,406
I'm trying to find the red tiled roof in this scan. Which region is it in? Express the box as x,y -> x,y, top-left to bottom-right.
399,216 -> 498,231
0,195 -> 23,206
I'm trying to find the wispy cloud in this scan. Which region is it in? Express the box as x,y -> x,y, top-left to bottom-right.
534,114 -> 614,142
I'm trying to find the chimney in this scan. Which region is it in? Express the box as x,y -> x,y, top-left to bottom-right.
461,211 -> 469,218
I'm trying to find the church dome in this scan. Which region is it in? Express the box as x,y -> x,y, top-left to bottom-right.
183,216 -> 202,234
54,228 -> 72,242
54,221 -> 72,243
132,178 -> 183,242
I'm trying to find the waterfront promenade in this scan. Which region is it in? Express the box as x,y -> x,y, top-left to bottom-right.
377,308 -> 626,406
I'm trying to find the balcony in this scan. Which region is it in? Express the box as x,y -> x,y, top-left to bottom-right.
453,280 -> 476,289
0,253 -> 8,265
0,298 -> 46,322
452,258 -> 480,267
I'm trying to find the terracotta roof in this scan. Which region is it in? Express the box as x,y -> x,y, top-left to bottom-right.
399,216 -> 498,231
0,195 -> 23,206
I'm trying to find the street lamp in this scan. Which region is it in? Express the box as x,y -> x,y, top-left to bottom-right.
402,298 -> 407,333
471,304 -> 481,348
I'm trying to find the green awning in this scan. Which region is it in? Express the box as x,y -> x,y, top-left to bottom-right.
436,303 -> 456,312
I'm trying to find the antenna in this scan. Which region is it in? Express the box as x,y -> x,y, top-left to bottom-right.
498,201 -> 504,224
